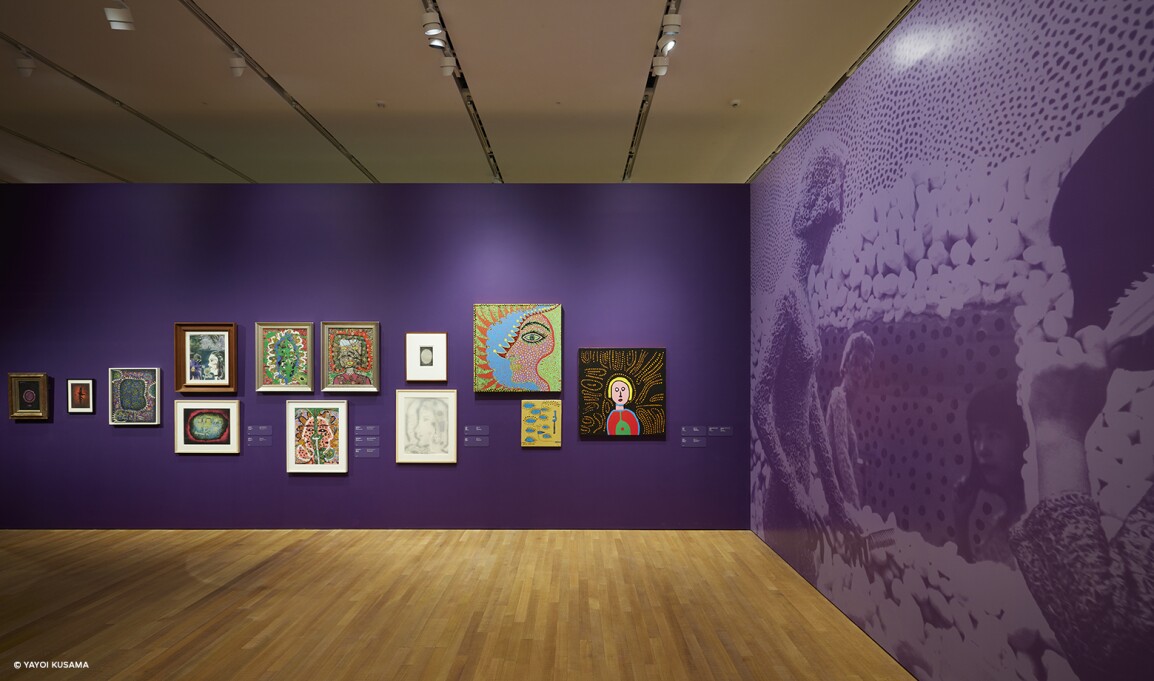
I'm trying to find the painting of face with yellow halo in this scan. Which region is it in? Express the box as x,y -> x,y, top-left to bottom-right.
473,304 -> 561,392
577,348 -> 666,439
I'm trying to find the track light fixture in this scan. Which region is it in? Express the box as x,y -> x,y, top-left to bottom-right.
422,11 -> 444,36
15,53 -> 35,78
440,56 -> 457,77
103,1 -> 135,31
229,51 -> 246,77
651,55 -> 669,77
657,34 -> 676,55
649,3 -> 681,77
661,13 -> 681,36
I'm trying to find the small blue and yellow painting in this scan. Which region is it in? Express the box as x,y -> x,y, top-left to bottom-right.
521,400 -> 561,448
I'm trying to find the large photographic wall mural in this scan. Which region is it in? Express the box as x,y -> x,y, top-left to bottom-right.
750,1 -> 1154,680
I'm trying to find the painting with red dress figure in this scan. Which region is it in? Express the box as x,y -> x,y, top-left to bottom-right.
321,322 -> 379,393
577,348 -> 665,439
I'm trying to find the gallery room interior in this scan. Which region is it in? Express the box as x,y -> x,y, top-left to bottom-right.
2,1 -> 1152,680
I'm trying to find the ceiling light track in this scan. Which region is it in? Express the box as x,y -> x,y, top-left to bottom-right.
0,122 -> 132,182
0,31 -> 254,183
421,0 -> 502,182
621,0 -> 682,182
177,0 -> 379,183
745,0 -> 923,183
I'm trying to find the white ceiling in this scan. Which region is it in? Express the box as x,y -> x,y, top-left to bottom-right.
0,0 -> 911,184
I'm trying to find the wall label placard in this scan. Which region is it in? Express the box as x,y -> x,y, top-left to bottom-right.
680,426 -> 707,437
464,425 -> 489,435
354,425 -> 380,436
708,426 -> 733,437
246,424 -> 273,436
463,436 -> 490,447
246,436 -> 273,448
354,447 -> 380,458
680,437 -> 707,448
355,435 -> 380,446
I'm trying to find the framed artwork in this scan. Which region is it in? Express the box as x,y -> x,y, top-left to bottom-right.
577,348 -> 666,439
396,390 -> 457,464
8,372 -> 49,420
67,379 -> 95,414
174,400 -> 240,454
473,304 -> 562,392
521,399 -> 561,447
109,368 -> 161,426
255,322 -> 313,392
286,400 -> 348,473
321,321 -> 380,392
406,332 -> 448,382
174,322 -> 237,393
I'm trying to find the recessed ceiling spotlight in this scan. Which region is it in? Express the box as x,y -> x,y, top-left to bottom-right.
422,11 -> 443,36
104,1 -> 134,31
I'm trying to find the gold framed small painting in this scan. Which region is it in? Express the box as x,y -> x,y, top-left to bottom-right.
8,372 -> 49,420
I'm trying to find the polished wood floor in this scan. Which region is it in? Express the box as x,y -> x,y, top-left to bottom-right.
0,530 -> 911,680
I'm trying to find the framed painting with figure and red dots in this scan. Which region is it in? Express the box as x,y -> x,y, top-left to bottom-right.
321,322 -> 380,393
473,304 -> 562,393
8,372 -> 49,420
577,348 -> 666,440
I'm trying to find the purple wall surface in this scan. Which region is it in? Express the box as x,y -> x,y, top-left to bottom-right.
0,183 -> 750,530
750,1 -> 1154,680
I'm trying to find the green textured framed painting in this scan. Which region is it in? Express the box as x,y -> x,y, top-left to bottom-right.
321,322 -> 379,392
286,400 -> 348,473
255,322 -> 313,392
577,348 -> 666,439
108,368 -> 160,426
8,372 -> 49,420
473,304 -> 561,392
174,400 -> 240,454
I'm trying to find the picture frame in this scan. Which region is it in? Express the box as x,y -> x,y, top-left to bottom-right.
174,400 -> 240,454
321,321 -> 380,392
396,389 -> 457,464
174,322 -> 238,393
67,379 -> 95,414
286,400 -> 348,473
473,303 -> 562,392
255,322 -> 314,392
405,332 -> 448,382
8,372 -> 49,420
521,399 -> 561,447
108,368 -> 161,426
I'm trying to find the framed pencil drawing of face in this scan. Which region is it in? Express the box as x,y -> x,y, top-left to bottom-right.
255,322 -> 313,392
396,390 -> 456,464
321,322 -> 380,392
174,323 -> 237,393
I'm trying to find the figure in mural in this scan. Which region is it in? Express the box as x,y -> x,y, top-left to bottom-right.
824,330 -> 875,509
202,351 -> 224,382
752,142 -> 862,581
606,376 -> 641,436
953,383 -> 1028,566
473,304 -> 562,392
331,336 -> 371,385
1010,84 -> 1154,681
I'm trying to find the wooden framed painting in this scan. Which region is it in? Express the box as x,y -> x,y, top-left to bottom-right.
174,400 -> 240,454
405,332 -> 447,382
174,322 -> 237,393
286,400 -> 348,473
521,399 -> 561,447
321,322 -> 380,392
577,348 -> 666,439
255,322 -> 313,392
108,368 -> 161,426
396,389 -> 456,464
8,372 -> 49,420
67,379 -> 95,414
473,304 -> 562,392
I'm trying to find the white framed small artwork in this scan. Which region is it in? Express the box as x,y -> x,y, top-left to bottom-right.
405,333 -> 448,382
396,389 -> 456,464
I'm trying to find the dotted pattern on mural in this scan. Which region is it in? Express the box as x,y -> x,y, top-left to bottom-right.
817,307 -> 1019,547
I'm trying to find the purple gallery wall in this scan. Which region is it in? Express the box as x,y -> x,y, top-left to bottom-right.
750,1 -> 1154,680
0,183 -> 750,530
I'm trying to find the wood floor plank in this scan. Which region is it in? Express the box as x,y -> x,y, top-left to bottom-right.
0,530 -> 912,680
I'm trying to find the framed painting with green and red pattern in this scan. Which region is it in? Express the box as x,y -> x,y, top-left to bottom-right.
321,322 -> 379,393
